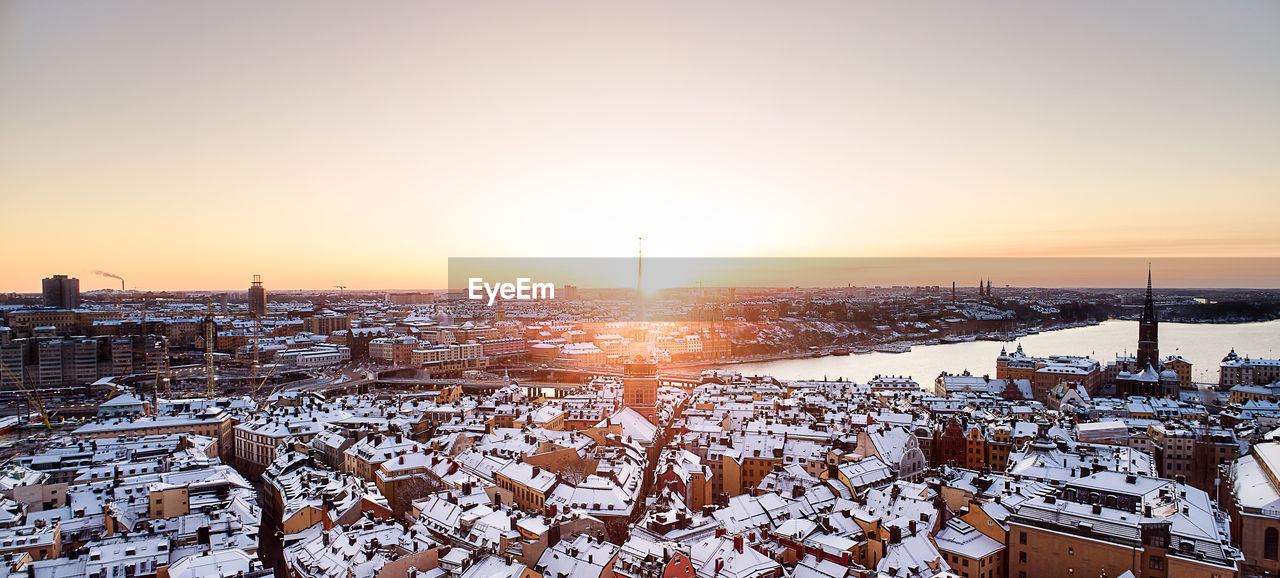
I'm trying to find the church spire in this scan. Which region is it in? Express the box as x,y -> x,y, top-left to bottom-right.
1142,265 -> 1156,325
1137,265 -> 1159,370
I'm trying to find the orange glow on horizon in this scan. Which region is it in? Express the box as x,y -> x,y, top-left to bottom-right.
1,1 -> 1277,291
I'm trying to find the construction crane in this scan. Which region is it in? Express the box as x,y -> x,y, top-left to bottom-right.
0,357 -> 50,429
150,337 -> 169,412
251,317 -> 261,380
162,336 -> 172,400
335,285 -> 347,299
203,302 -> 217,398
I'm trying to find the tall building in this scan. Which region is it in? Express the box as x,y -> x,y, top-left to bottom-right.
622,361 -> 658,421
35,338 -> 97,387
42,275 -> 80,308
1137,267 -> 1159,370
0,338 -> 29,388
248,274 -> 266,317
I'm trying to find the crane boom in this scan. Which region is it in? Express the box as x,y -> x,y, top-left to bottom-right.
0,357 -> 50,429
253,359 -> 280,397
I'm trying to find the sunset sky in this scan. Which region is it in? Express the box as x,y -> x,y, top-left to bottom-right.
2,1 -> 1278,291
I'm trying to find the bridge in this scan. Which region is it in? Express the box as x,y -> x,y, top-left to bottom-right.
269,364 -> 709,400
500,365 -> 706,387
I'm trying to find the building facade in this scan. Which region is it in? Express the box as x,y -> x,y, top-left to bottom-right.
42,275 -> 80,309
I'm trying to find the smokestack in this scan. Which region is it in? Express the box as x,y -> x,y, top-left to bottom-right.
94,270 -> 125,291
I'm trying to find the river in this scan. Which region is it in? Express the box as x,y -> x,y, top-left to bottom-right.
729,319 -> 1280,384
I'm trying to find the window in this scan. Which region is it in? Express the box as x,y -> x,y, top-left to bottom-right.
1019,552 -> 1027,563
1149,556 -> 1165,570
1265,527 -> 1279,561
1019,532 -> 1027,545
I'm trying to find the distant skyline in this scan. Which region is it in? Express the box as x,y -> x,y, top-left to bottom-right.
21,258 -> 1280,293
2,1 -> 1278,291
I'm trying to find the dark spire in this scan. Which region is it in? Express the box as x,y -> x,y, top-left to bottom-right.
1137,265 -> 1159,370
1141,265 -> 1156,325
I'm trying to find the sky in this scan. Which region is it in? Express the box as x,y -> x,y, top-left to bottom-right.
1,1 -> 1278,291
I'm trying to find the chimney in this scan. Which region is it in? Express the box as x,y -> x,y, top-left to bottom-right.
733,535 -> 743,554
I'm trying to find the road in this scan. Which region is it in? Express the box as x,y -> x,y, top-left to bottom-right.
1190,382 -> 1229,413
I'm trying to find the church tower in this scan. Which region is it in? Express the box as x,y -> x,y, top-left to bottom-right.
623,360 -> 658,423
1136,267 -> 1159,370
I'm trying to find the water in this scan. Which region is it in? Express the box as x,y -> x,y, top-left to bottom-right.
730,319 -> 1280,384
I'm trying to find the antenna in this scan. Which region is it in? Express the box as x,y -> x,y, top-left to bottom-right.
636,236 -> 644,323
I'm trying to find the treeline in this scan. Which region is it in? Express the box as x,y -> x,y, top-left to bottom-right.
1160,301 -> 1280,323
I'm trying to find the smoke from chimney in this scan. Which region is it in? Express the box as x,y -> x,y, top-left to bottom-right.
93,270 -> 125,290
